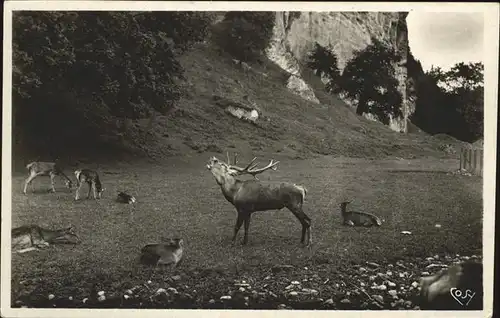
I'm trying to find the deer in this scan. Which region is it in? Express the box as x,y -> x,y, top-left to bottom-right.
340,201 -> 383,227
12,225 -> 80,254
419,260 -> 483,310
23,161 -> 73,194
74,169 -> 105,200
140,238 -> 184,268
206,153 -> 312,246
116,191 -> 137,204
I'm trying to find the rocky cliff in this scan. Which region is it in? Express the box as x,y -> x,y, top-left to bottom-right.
266,12 -> 413,133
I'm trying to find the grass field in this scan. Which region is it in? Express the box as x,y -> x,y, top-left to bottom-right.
10,153 -> 483,307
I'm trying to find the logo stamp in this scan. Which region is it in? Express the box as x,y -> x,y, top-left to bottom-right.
450,287 -> 476,306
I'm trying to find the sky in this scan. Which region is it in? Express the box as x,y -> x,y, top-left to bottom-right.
406,12 -> 484,72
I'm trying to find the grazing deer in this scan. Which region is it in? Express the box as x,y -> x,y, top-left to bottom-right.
74,169 -> 105,200
206,153 -> 312,246
340,201 -> 383,227
419,261 -> 483,310
117,191 -> 136,204
12,225 -> 80,254
23,161 -> 73,194
140,238 -> 184,267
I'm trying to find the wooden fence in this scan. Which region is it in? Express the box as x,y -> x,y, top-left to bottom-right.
459,147 -> 484,176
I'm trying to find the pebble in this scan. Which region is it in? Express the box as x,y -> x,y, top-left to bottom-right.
220,295 -> 231,300
359,267 -> 367,272
126,289 -> 133,295
278,304 -> 287,309
269,292 -> 278,298
242,280 -> 246,284
171,275 -> 181,281
388,290 -> 398,296
209,299 -> 215,304
82,298 -> 88,303
289,291 -> 298,296
48,294 -> 55,300
156,288 -> 167,294
366,261 -> 380,268
405,300 -> 413,307
340,298 -> 351,304
68,296 -> 73,301
411,281 -> 419,288
433,254 -> 440,259
265,276 -> 271,280
97,291 -> 105,296
291,281 -> 300,285
167,287 -> 178,294
421,271 -> 430,276
372,294 -> 384,302
386,271 -> 393,276
239,287 -> 245,292
323,298 -> 334,305
369,275 -> 376,281
387,264 -> 394,268
378,284 -> 387,291
360,282 -> 365,287
285,284 -> 294,290
123,295 -> 130,300
147,280 -> 152,284
387,281 -> 396,287
98,295 -> 106,302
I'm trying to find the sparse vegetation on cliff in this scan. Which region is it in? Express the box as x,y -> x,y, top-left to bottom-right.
306,42 -> 341,93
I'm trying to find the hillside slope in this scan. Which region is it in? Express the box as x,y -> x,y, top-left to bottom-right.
140,42 -> 466,162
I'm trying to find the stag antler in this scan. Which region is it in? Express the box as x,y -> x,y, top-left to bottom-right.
229,155 -> 279,179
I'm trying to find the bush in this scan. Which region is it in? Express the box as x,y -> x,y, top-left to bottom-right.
337,37 -> 403,125
212,12 -> 275,62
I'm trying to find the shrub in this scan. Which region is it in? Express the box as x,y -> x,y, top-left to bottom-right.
212,12 -> 275,62
306,42 -> 341,92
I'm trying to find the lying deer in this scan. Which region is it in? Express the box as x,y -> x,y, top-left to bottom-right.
340,201 -> 383,227
23,161 -> 73,194
117,191 -> 136,204
140,238 -> 184,267
206,153 -> 312,246
419,260 -> 483,310
74,169 -> 105,200
12,225 -> 80,254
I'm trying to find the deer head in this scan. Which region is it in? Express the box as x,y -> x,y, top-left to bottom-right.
206,153 -> 280,182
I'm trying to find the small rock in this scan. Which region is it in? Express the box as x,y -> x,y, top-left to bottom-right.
426,257 -> 434,262
387,281 -> 396,287
369,275 -> 376,281
291,281 -> 300,285
167,287 -> 178,294
388,290 -> 398,296
310,289 -> 318,294
462,256 -> 470,260
98,295 -> 106,302
220,295 -> 231,300
123,295 -> 130,300
411,281 -> 419,288
209,299 -> 215,304
239,287 -> 245,292
335,283 -> 340,288
340,298 -> 351,304
48,294 -> 55,300
97,291 -> 105,296
68,296 -> 73,301
421,271 -> 430,276
264,275 -> 271,280
304,267 -> 308,270
366,261 -> 380,268
242,280 -> 247,284
359,267 -> 367,272
386,271 -> 393,276
405,300 -> 413,307
82,298 -> 88,303
435,224 -> 442,228
378,284 -> 387,291
285,284 -> 294,290
323,298 -> 334,305
346,291 -> 351,296
289,291 -> 298,296
171,275 -> 181,281
360,282 -> 366,287
278,304 -> 287,309
147,280 -> 152,284
390,302 -> 397,308
156,288 -> 167,294
269,292 -> 278,298
413,306 -> 421,310
387,264 -> 394,268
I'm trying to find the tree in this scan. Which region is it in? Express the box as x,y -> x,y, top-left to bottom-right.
306,42 -> 341,92
337,37 -> 403,125
212,12 -> 275,62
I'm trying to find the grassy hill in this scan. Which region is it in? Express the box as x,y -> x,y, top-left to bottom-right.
127,42 -> 467,164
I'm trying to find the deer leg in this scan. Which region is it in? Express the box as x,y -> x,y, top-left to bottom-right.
243,214 -> 251,245
92,183 -> 98,200
23,173 -> 38,194
288,207 -> 312,246
75,182 -> 84,200
87,183 -> 92,199
49,172 -> 57,193
232,213 -> 245,244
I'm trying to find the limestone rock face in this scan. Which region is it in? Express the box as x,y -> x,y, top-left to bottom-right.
266,12 -> 413,133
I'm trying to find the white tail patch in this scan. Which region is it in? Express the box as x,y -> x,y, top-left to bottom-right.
74,169 -> 82,181
294,184 -> 307,202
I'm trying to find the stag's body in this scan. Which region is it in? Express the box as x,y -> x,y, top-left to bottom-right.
23,161 -> 73,194
207,155 -> 312,246
340,201 -> 382,227
74,169 -> 104,200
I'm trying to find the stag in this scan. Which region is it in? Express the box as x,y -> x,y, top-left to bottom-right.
206,153 -> 312,246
